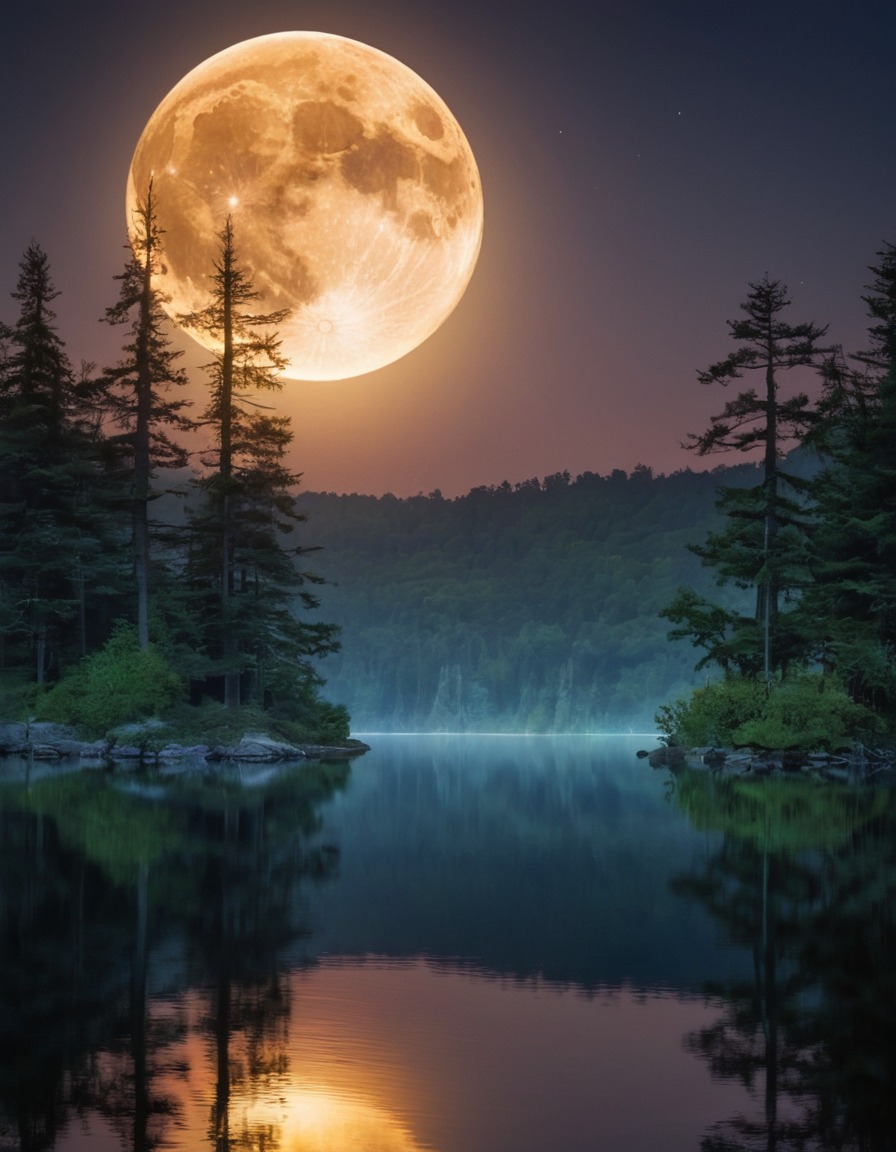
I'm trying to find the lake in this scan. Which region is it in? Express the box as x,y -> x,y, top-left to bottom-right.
1,733 -> 894,1150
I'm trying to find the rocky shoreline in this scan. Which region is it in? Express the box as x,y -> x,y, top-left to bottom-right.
639,743 -> 896,783
0,721 -> 370,770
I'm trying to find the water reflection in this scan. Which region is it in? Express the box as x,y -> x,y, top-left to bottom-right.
241,1090 -> 421,1151
0,760 -> 349,1151
139,960 -> 741,1152
299,734 -> 745,990
143,983 -> 427,1152
668,767 -> 896,1150
1,736 -> 895,1150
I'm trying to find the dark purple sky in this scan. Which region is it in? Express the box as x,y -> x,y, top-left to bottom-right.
3,0 -> 894,495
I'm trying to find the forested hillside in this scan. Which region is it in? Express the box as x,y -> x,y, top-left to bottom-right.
298,464 -> 760,732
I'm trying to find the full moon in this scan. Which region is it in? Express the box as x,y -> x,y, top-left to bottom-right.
127,32 -> 483,380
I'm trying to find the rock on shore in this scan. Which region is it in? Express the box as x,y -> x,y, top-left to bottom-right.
637,743 -> 896,783
0,722 -> 369,767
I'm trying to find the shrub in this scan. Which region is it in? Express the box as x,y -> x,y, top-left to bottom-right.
38,624 -> 184,737
655,677 -> 766,747
733,675 -> 875,750
656,673 -> 876,750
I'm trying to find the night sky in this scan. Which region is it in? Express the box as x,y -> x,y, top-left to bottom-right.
3,1 -> 894,496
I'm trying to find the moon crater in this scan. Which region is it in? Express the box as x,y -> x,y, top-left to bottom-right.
294,100 -> 365,154
128,31 -> 483,380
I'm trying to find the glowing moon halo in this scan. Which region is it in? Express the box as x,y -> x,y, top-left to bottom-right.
127,32 -> 483,380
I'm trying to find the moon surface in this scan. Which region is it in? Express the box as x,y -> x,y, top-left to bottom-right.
127,32 -> 483,381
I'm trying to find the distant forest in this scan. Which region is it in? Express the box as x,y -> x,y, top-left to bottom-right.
297,462 -> 770,732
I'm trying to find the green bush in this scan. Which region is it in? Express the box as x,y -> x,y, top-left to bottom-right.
656,673 -> 876,750
734,675 -> 875,750
38,623 -> 184,737
655,677 -> 766,747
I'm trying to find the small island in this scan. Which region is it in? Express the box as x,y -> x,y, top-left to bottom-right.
0,206 -> 353,764
643,262 -> 896,769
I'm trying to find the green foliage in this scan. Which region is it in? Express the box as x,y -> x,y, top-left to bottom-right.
38,622 -> 183,737
0,244 -> 126,681
251,672 -> 351,744
667,277 -> 830,680
660,587 -> 759,676
285,699 -> 351,745
802,369 -> 896,722
656,677 -> 766,747
123,695 -> 350,751
296,465 -> 758,731
734,674 -> 875,751
660,249 -> 896,738
102,181 -> 193,651
0,233 -> 345,743
657,673 -> 875,750
179,217 -> 339,709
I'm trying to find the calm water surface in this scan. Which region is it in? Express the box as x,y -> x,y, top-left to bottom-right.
1,733 -> 894,1150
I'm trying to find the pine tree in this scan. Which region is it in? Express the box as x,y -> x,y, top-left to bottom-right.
856,240 -> 896,375
181,217 -> 339,710
801,243 -> 896,718
810,243 -> 896,446
664,277 -> 831,680
0,245 -> 117,682
102,181 -> 193,650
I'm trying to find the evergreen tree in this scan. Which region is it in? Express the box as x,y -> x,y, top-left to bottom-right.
801,243 -> 896,718
809,243 -> 896,447
664,277 -> 831,680
0,245 -> 116,682
181,216 -> 339,710
102,181 -> 193,651
855,240 -> 896,375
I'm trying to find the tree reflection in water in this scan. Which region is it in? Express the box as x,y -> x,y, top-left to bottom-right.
5,741 -> 896,1151
669,769 -> 896,1151
0,760 -> 349,1152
